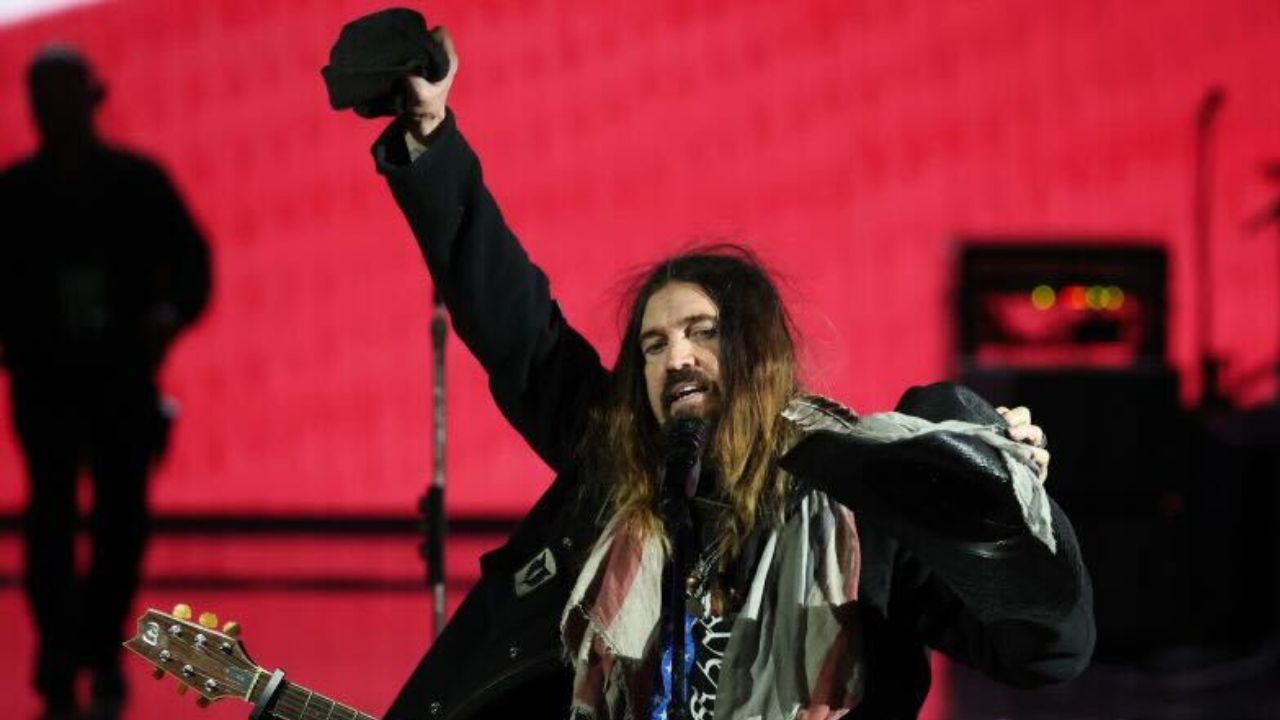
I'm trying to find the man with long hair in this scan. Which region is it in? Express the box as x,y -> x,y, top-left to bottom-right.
358,25 -> 1091,720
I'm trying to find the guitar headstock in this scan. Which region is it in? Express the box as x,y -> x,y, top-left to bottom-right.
124,604 -> 263,708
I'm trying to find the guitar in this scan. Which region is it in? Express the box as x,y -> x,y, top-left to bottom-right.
124,605 -> 378,720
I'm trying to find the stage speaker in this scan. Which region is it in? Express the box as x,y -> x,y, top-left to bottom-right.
961,367 -> 1194,659
952,241 -> 1198,658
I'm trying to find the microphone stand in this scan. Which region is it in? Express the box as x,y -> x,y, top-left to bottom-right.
1244,163 -> 1280,397
1193,87 -> 1225,409
662,465 -> 695,720
661,420 -> 705,720
418,291 -> 448,639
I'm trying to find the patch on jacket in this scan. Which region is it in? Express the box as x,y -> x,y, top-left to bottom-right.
514,546 -> 558,598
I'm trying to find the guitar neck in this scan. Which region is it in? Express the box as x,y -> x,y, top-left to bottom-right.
257,673 -> 378,720
123,607 -> 382,720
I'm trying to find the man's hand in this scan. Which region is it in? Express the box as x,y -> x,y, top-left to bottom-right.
403,26 -> 458,148
997,405 -> 1050,484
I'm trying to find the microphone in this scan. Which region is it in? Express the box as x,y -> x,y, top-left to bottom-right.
665,417 -> 708,499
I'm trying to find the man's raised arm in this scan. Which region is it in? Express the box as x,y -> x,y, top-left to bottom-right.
367,28 -> 608,472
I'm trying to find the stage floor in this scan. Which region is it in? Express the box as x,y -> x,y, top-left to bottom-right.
1,532 -> 1276,720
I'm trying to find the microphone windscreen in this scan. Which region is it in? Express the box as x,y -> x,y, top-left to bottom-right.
665,417 -> 708,462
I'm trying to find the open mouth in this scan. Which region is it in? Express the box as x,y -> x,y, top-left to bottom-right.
665,380 -> 709,412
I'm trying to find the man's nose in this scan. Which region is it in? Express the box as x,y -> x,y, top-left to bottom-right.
665,336 -> 697,370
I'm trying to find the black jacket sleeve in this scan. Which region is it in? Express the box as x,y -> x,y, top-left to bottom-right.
372,112 -> 610,472
781,430 -> 1095,688
890,500 -> 1095,687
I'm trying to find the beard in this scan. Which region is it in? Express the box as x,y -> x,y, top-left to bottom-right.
661,367 -> 722,427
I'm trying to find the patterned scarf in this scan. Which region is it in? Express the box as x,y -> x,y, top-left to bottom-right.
560,492 -> 865,720
561,396 -> 1055,719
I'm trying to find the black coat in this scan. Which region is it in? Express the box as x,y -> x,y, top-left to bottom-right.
372,113 -> 1094,720
0,142 -> 210,379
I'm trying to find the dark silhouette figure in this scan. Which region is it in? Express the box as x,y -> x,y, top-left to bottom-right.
0,46 -> 211,720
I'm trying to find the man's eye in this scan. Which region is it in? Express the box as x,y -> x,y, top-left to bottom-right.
692,325 -> 719,340
642,342 -> 664,356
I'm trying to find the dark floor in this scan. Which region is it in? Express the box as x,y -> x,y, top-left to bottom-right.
0,532 -> 492,720
948,647 -> 1280,720
2,532 -> 1277,720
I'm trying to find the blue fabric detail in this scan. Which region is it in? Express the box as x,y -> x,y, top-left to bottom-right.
648,610 -> 697,720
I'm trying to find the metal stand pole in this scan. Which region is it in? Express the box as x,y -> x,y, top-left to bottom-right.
419,292 -> 449,639
1194,87 -> 1225,409
661,459 -> 699,720
1244,163 -> 1280,393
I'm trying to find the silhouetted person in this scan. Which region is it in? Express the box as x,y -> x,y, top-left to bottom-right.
0,46 -> 210,720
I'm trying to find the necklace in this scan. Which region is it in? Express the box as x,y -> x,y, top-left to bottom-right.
684,496 -> 732,616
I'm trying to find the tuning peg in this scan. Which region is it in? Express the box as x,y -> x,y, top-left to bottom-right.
177,683 -> 189,695
222,621 -> 241,638
173,603 -> 193,621
152,667 -> 166,680
196,696 -> 211,709
198,611 -> 218,629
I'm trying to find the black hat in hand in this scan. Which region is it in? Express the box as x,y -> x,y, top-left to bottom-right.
321,7 -> 449,118
781,383 -> 1082,623
778,381 -> 1080,622
781,382 -> 1026,548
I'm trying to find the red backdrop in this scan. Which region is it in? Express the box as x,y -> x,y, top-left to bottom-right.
1,0 -> 1278,516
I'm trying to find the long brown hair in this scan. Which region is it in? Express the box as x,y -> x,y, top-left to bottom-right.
583,244 -> 800,560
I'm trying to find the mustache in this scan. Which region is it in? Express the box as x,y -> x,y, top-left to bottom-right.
661,367 -> 718,406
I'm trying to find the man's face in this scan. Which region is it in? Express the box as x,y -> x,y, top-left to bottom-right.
640,281 -> 723,426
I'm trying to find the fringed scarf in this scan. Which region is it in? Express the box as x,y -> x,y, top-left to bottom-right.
560,492 -> 865,720
561,396 -> 1055,720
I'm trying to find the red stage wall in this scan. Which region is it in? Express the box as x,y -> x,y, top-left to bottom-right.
1,0 -> 1277,515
